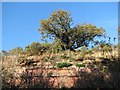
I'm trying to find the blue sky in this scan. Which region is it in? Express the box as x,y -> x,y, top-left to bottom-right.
2,2 -> 118,51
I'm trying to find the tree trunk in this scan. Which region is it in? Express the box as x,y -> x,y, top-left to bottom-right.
69,47 -> 75,52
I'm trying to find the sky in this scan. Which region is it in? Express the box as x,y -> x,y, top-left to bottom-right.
2,2 -> 118,51
1,0 -> 120,2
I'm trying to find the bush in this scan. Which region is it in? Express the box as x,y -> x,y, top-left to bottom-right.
81,45 -> 87,53
102,43 -> 112,52
25,42 -> 44,55
41,42 -> 63,53
8,47 -> 23,55
79,45 -> 87,60
25,59 -> 34,66
61,55 -> 70,59
87,49 -> 92,54
57,62 -> 72,68
41,42 -> 52,51
17,56 -> 26,64
76,63 -> 85,68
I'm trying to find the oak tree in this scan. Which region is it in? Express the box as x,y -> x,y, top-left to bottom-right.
39,10 -> 105,51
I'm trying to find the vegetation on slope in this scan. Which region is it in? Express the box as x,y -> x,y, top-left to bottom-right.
0,10 -> 119,89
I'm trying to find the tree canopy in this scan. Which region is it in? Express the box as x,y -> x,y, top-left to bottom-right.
39,10 -> 105,51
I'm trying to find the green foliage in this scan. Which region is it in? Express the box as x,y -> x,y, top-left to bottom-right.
25,59 -> 34,66
39,9 -> 105,51
25,42 -> 44,55
8,47 -> 23,55
18,56 -> 34,66
76,63 -> 85,68
41,42 -> 52,50
52,42 -> 63,53
17,56 -> 26,64
117,43 -> 120,49
81,45 -> 87,53
60,54 -> 74,61
57,62 -> 72,68
79,45 -> 87,60
61,55 -> 70,59
87,49 -> 92,54
41,42 -> 63,53
100,43 -> 112,52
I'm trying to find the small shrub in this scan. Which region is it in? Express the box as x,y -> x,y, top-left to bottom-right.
61,53 -> 75,60
41,42 -> 52,52
25,42 -> 44,55
42,42 -> 63,53
81,45 -> 87,53
8,47 -> 23,55
18,58 -> 24,64
61,55 -> 70,59
87,49 -> 93,54
18,56 -> 27,64
76,63 -> 85,68
25,59 -> 34,66
57,62 -> 72,68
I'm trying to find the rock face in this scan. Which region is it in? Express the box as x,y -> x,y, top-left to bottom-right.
14,68 -> 93,88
